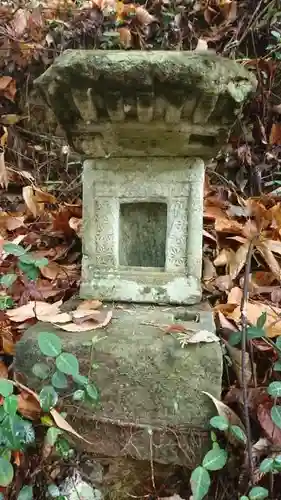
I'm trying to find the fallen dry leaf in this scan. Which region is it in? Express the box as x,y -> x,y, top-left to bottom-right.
0,213 -> 25,231
72,309 -> 107,324
7,300 -> 63,322
257,242 -> 281,280
257,402 -> 281,446
50,408 -> 94,444
179,330 -> 219,344
0,151 -> 8,189
224,340 -> 254,386
214,249 -> 234,268
195,38 -> 208,51
57,310 -> 112,332
214,275 -> 233,292
135,6 -> 155,24
203,257 -> 216,282
23,186 -> 57,218
227,286 -> 243,306
228,301 -> 281,337
118,27 -> 132,48
12,8 -> 28,36
77,299 -> 102,311
269,123 -> 281,145
0,361 -> 8,379
18,392 -> 41,420
215,217 -> 244,234
40,262 -> 79,280
22,185 -> 41,218
217,311 -> 237,333
0,77 -> 16,101
229,241 -> 250,280
69,217 -> 82,237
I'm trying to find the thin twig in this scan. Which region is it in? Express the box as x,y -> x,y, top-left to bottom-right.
240,237 -> 257,486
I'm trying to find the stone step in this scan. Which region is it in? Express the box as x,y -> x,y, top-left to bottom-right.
15,303 -> 222,468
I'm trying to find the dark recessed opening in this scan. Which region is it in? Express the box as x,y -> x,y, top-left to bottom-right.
189,134 -> 216,147
174,312 -> 200,323
119,202 -> 167,267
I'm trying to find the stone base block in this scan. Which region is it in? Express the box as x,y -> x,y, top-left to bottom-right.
15,303 -> 222,468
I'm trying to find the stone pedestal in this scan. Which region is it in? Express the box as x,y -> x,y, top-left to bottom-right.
82,157 -> 204,304
16,303 -> 220,467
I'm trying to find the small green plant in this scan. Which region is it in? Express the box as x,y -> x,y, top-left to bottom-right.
1,242 -> 49,283
35,331 -> 99,408
266,30 -> 281,59
0,242 -> 100,496
190,415 -> 247,500
0,378 -> 35,495
0,242 -> 49,310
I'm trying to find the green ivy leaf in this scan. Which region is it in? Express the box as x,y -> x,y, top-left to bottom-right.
210,415 -> 229,431
0,379 -> 13,397
3,243 -> 26,257
32,362 -> 50,380
259,457 -> 274,473
273,360 -> 281,372
0,295 -> 14,310
39,386 -> 58,412
271,30 -> 281,40
18,485 -> 33,500
72,389 -> 85,402
55,437 -> 73,459
228,331 -> 241,346
73,374 -> 88,386
45,427 -> 61,446
273,455 -> 281,471
0,449 -> 11,461
248,486 -> 269,500
4,395 -> 18,416
229,425 -> 247,444
19,254 -> 48,268
271,405 -> 281,428
210,431 -> 217,443
38,332 -> 62,358
202,447 -> 228,471
246,326 -> 265,340
0,414 -> 30,449
257,312 -> 267,329
0,457 -> 14,486
51,371 -> 68,389
85,383 -> 99,402
276,337 -> 281,350
18,261 -> 39,281
47,484 -> 61,498
190,466 -> 211,500
268,381 -> 281,398
56,353 -> 79,376
0,274 -> 17,288
240,497 -> 249,500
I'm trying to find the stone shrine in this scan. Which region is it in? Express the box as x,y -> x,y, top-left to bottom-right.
16,51 -> 256,468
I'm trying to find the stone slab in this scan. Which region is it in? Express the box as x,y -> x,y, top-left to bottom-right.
34,50 -> 257,158
81,157 -> 203,305
15,303 -> 222,467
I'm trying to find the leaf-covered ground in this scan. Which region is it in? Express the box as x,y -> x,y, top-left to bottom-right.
1,0 -> 281,498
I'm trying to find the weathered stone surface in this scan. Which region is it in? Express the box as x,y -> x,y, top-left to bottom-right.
34,50 -> 257,158
15,303 -> 221,468
81,157 -> 203,304
34,50 -> 256,304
